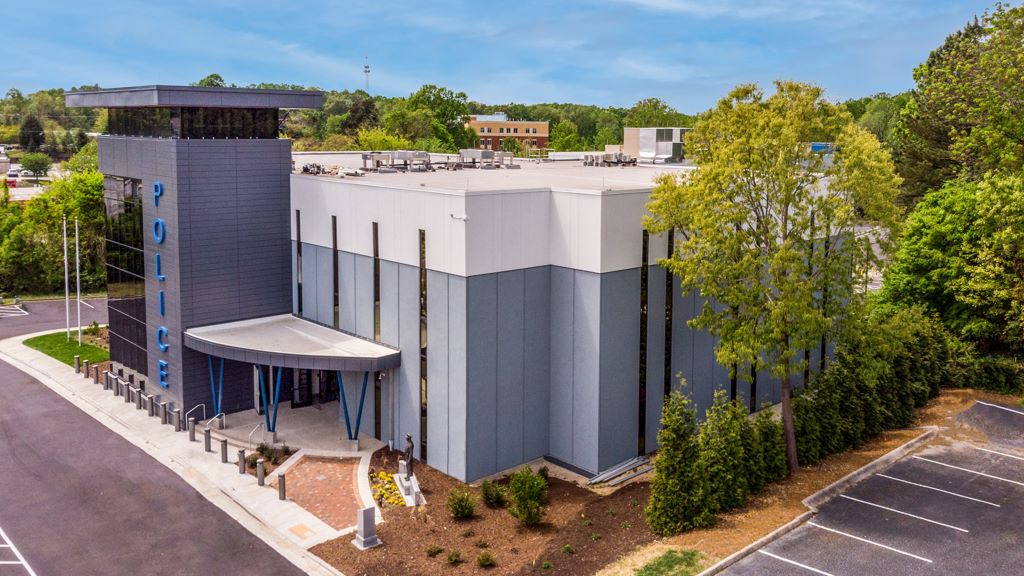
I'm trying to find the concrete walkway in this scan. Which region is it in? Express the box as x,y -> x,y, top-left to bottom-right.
0,329 -> 381,576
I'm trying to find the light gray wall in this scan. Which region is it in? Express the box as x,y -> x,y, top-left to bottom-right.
598,269 -> 641,471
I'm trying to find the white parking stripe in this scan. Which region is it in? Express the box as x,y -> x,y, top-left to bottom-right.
0,525 -> 37,576
757,550 -> 836,575
976,400 -> 1024,416
876,473 -> 1001,507
913,455 -> 1024,487
970,445 -> 1024,462
808,521 -> 932,562
839,494 -> 969,533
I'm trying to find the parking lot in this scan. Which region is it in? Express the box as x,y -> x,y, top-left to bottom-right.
725,400 -> 1024,575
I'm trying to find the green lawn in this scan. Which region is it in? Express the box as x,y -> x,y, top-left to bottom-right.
636,550 -> 705,576
24,331 -> 109,366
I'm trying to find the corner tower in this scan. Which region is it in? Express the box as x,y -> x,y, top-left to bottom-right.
66,85 -> 324,415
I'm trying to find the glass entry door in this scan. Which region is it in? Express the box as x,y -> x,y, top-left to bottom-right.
292,369 -> 313,408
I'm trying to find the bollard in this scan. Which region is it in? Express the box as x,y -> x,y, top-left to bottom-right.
135,389 -> 143,410
103,372 -> 110,391
238,449 -> 246,475
220,439 -> 228,463
125,385 -> 133,404
74,355 -> 80,374
204,427 -> 212,452
188,418 -> 196,442
147,397 -> 156,417
173,409 -> 182,432
278,473 -> 287,500
159,402 -> 168,425
83,360 -> 90,378
257,459 -> 266,486
114,378 -> 122,397
101,370 -> 109,389
92,365 -> 100,384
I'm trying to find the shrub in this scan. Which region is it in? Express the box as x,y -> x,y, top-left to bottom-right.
636,549 -> 703,576
538,465 -> 550,484
753,407 -> 787,484
698,390 -> 748,512
480,480 -> 506,507
446,550 -> 462,565
477,552 -> 496,568
84,321 -> 101,336
507,467 -> 547,526
541,561 -> 552,569
447,488 -> 476,520
426,545 -> 443,558
562,544 -> 574,554
644,390 -> 713,536
590,532 -> 601,541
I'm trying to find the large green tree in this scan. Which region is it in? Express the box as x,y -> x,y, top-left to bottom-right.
19,115 -> 44,151
624,98 -> 693,128
883,175 -> 1024,352
646,82 -> 901,471
549,119 -> 581,151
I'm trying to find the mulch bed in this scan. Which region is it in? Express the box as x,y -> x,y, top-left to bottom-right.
311,448 -> 656,575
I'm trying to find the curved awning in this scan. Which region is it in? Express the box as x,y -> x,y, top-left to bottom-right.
184,314 -> 401,371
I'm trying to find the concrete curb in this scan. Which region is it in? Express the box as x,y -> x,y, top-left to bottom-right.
802,426 -> 939,512
695,511 -> 814,576
696,426 -> 939,576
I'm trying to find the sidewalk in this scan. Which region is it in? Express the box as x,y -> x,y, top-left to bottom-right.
0,330 -> 376,576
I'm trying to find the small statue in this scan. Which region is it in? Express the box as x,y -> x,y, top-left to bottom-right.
403,433 -> 415,480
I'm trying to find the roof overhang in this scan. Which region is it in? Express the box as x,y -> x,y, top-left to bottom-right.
184,314 -> 400,372
65,85 -> 324,109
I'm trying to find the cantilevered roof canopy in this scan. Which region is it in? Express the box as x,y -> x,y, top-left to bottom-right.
184,314 -> 400,371
65,85 -> 324,109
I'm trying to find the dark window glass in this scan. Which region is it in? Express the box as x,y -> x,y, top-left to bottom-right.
105,107 -> 279,139
296,210 -> 302,316
638,230 -> 649,455
419,229 -> 427,460
656,128 -> 673,142
664,229 -> 674,397
373,222 -> 381,341
332,215 -> 339,329
104,177 -> 147,375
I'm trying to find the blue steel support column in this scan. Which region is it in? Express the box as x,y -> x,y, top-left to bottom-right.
353,371 -> 369,440
337,371 -> 354,440
256,365 -> 271,432
270,367 -> 283,433
207,355 -> 224,416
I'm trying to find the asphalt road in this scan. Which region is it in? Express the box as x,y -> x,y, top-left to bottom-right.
725,401 -> 1024,576
0,299 -> 306,575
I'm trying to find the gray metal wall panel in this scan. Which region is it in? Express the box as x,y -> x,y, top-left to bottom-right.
299,242 -> 318,321
379,260 -> 399,348
446,276 -> 468,480
354,254 -> 374,340
598,268 -> 641,470
465,274 -> 498,480
315,245 -> 334,327
339,251 -> 356,332
495,270 -> 525,472
645,263 -> 667,453
572,270 -> 601,474
426,270 -> 450,474
547,266 -> 574,464
397,263 -> 422,458
522,267 -> 551,462
291,240 -> 298,314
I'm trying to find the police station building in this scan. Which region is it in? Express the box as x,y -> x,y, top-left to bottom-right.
68,86 -> 787,482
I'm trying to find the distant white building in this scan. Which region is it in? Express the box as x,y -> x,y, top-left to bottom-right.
622,127 -> 690,163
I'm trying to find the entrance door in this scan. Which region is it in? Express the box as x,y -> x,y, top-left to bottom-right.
292,369 -> 313,408
319,370 -> 339,403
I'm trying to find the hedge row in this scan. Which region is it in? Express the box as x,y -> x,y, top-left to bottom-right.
645,390 -> 786,536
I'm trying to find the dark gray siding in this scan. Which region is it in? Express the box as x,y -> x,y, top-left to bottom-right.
598,269 -> 641,470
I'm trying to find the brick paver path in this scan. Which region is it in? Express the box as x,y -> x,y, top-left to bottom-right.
277,456 -> 362,531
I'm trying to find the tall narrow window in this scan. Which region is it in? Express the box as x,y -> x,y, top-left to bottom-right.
638,231 -> 649,455
373,222 -> 381,341
374,371 -> 382,440
419,229 -> 428,460
295,210 -> 303,317
663,229 -> 674,397
749,364 -> 758,413
332,216 -> 339,329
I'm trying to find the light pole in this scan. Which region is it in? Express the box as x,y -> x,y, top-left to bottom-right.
75,217 -> 81,345
63,215 -> 70,342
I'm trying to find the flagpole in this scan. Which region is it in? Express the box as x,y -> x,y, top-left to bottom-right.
75,218 -> 82,346
63,215 -> 70,342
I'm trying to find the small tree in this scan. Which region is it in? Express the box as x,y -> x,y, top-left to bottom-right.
500,137 -> 524,156
644,390 -> 712,535
447,487 -> 476,520
507,467 -> 546,526
18,115 -> 44,152
699,390 -> 748,511
21,153 -> 52,183
549,119 -> 581,151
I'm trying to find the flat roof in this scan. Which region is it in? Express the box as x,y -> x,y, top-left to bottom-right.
65,85 -> 324,109
184,314 -> 401,371
292,152 -> 694,194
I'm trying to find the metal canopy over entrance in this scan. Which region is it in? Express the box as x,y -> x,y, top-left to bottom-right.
184,314 -> 399,435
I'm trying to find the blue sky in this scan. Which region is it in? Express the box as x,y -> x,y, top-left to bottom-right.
9,0 -> 995,112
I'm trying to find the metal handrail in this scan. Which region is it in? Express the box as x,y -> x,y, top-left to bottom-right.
184,403 -> 206,425
204,412 -> 225,429
247,422 -> 265,450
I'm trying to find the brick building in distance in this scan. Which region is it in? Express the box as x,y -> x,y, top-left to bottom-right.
467,113 -> 548,151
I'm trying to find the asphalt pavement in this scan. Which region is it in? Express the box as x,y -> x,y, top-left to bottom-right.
724,401 -> 1024,576
0,299 -> 307,575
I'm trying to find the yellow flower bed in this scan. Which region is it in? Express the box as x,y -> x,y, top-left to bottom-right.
371,471 -> 405,507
